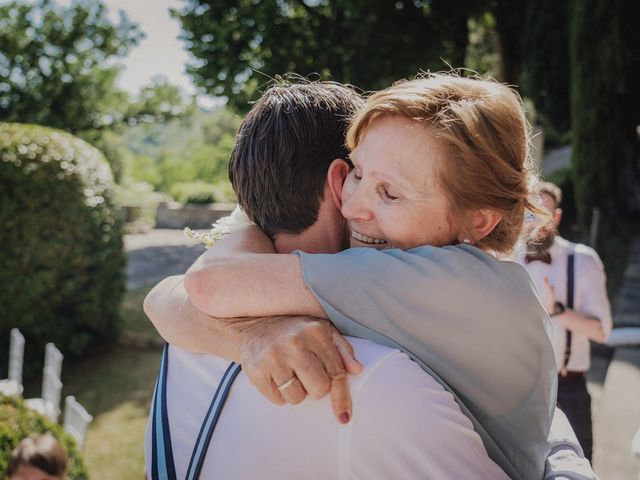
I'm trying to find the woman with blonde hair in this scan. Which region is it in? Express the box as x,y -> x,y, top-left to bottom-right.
152,74 -> 560,479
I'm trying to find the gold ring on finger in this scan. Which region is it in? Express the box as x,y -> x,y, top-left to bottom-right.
277,375 -> 297,391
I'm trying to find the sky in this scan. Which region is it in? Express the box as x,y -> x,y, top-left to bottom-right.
58,0 -> 220,108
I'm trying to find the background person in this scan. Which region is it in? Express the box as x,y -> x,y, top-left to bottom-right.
516,181 -> 612,461
7,433 -> 68,480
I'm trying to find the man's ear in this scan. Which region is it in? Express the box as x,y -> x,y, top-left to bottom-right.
468,209 -> 503,241
327,159 -> 351,210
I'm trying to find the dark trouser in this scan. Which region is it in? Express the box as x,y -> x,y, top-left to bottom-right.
557,372 -> 593,461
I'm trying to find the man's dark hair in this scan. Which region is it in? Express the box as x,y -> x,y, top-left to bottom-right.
228,80 -> 364,237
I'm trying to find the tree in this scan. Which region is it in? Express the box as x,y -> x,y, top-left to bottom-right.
174,0 -> 483,111
570,0 -> 640,228
490,0 -> 527,85
518,0 -> 571,143
0,1 -> 194,180
0,0 -> 141,132
123,107 -> 240,192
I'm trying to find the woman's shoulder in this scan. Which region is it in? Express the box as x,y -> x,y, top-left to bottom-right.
404,244 -> 531,279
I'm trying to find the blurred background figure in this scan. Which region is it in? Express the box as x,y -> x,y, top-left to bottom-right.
7,433 -> 68,480
516,181 -> 612,461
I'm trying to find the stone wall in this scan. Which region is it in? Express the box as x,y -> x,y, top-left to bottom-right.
155,201 -> 237,229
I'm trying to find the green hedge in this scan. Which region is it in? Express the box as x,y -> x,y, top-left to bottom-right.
0,394 -> 88,478
0,123 -> 125,374
170,181 -> 217,204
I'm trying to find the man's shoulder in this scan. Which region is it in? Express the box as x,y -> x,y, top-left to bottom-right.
555,237 -> 604,270
166,345 -> 231,384
348,338 -> 459,420
348,339 -> 509,479
555,236 -> 597,258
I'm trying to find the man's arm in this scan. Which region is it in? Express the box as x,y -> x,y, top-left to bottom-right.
554,310 -> 607,343
543,248 -> 612,343
184,226 -> 326,319
144,275 -> 240,358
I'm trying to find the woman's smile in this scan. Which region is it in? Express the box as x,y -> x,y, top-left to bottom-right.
350,228 -> 388,246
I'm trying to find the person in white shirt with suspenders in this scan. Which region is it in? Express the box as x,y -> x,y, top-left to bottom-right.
517,181 -> 612,461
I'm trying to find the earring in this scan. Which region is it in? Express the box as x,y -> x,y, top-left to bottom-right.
462,238 -> 471,244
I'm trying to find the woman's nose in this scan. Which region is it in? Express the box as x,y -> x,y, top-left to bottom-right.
341,184 -> 373,222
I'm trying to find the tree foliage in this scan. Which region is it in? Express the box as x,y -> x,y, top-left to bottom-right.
0,0 -> 140,132
0,1 -> 194,180
174,0 -> 484,111
519,0 -> 571,142
123,108 -> 240,198
569,0 -> 640,227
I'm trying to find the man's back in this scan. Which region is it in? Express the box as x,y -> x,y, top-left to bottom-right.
144,337 -> 507,479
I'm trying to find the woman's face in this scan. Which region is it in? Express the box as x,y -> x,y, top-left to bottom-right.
342,115 -> 460,250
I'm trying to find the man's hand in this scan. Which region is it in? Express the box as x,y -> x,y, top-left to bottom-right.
543,277 -> 607,342
232,316 -> 363,424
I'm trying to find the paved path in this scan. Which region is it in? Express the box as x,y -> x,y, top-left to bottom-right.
540,147 -> 640,477
591,235 -> 640,479
124,229 -> 208,289
542,145 -> 572,174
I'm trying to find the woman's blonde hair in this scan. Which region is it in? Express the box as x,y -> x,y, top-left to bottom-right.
347,73 -> 547,254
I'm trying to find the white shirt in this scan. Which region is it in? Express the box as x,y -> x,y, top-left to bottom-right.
517,236 -> 612,372
144,338 -> 508,479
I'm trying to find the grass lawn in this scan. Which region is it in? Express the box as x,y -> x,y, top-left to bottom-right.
62,345 -> 162,479
79,285 -> 161,478
121,285 -> 160,338
24,284 -> 163,479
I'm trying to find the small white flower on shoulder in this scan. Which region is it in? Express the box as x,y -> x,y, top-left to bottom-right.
183,205 -> 254,248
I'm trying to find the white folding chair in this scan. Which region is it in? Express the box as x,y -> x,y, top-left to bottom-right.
25,366 -> 63,422
44,342 -> 63,380
63,396 -> 93,449
0,328 -> 25,397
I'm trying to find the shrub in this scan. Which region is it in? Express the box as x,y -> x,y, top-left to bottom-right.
169,181 -> 218,204
0,394 -> 88,478
0,123 -> 125,374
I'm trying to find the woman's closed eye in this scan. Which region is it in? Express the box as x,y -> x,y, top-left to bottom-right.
382,185 -> 399,201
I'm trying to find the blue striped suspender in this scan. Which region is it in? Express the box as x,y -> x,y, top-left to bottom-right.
151,344 -> 177,480
151,344 -> 241,480
562,247 -> 576,371
185,362 -> 242,480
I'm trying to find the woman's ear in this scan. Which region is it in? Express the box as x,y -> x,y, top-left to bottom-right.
469,209 -> 503,241
327,159 -> 351,210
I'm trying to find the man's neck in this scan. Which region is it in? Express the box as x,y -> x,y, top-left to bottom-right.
273,214 -> 346,254
273,227 -> 342,254
271,187 -> 348,254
